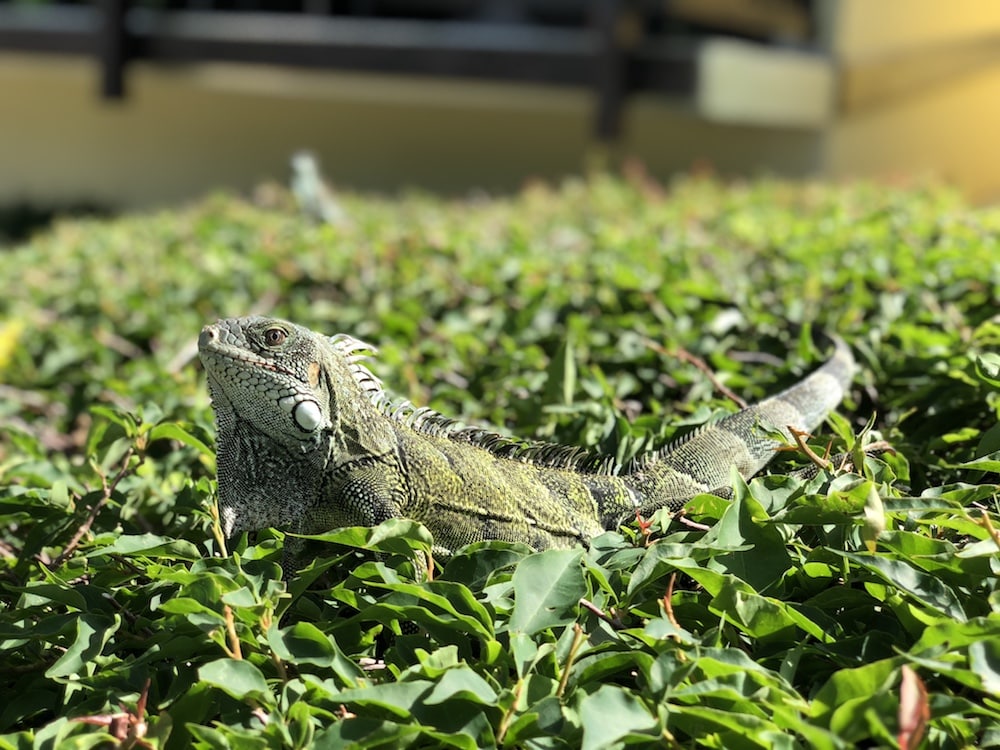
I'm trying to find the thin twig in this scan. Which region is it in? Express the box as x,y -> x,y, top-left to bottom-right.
223,604 -> 243,660
0,384 -> 67,413
676,347 -> 748,407
663,574 -> 680,628
5,659 -> 56,675
271,649 -> 289,682
209,499 -> 228,557
496,678 -> 525,744
53,446 -> 141,567
51,493 -> 111,568
643,337 -> 747,408
424,549 -> 435,582
784,426 -> 833,470
95,328 -> 145,360
336,704 -> 357,720
978,512 -> 1000,552
579,597 -> 625,630
675,513 -> 711,532
556,624 -> 586,699
100,589 -> 155,638
0,414 -> 81,453
72,678 -> 152,749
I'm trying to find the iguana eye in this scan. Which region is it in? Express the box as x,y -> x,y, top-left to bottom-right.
263,327 -> 287,347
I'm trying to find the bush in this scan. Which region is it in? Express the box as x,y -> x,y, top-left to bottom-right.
1,174 -> 998,748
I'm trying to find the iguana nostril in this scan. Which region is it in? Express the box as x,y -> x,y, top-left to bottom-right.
198,326 -> 218,350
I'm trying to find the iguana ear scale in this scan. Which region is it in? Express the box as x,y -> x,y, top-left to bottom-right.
291,399 -> 324,432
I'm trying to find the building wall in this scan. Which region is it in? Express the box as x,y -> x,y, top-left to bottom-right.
1,52 -> 825,210
3,0 -> 1000,209
823,0 -> 1000,203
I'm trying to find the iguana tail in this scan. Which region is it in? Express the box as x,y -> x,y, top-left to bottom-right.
600,335 -> 855,526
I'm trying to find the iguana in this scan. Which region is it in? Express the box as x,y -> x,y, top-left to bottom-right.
198,316 -> 854,560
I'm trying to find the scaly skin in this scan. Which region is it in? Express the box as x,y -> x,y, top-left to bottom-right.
198,316 -> 854,557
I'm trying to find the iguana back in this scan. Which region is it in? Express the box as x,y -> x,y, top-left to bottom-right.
198,317 -> 853,555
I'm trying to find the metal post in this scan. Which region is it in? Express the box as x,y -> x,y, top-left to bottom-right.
99,0 -> 127,99
593,0 -> 629,141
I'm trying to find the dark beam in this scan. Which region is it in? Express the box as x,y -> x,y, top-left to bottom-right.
593,0 -> 629,140
99,0 -> 128,99
125,10 -> 599,86
0,5 -> 97,55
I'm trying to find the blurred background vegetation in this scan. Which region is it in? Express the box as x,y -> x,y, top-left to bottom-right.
2,0 -> 1000,241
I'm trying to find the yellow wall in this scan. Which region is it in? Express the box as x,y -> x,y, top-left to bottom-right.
3,0 -> 1000,208
1,53 -> 826,209
824,0 -> 1000,202
829,0 -> 1000,61
827,65 -> 1000,203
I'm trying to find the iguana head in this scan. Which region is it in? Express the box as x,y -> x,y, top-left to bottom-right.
198,316 -> 349,536
198,315 -> 396,537
198,316 -> 335,447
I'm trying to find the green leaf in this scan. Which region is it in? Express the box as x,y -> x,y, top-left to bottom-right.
509,548 -> 587,634
147,421 -> 215,458
267,622 -> 365,682
197,658 -> 273,704
440,541 -> 530,589
88,406 -> 138,436
330,677 -> 497,744
546,332 -> 577,406
355,578 -> 495,640
45,614 -> 120,678
959,450 -> 1000,474
810,658 -> 901,723
700,473 -> 791,591
975,352 -> 1000,388
578,685 -> 658,750
367,518 -> 434,555
16,583 -> 89,612
969,637 -> 1000,694
423,665 -> 497,705
314,719 -> 423,749
708,577 -> 828,641
302,518 -> 433,558
835,551 -> 968,621
912,617 -> 1000,653
975,422 -> 1000,460
861,482 -> 885,553
86,533 -> 201,561
333,681 -> 430,720
671,705 -> 776,745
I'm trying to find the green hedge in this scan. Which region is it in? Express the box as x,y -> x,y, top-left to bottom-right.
1,174 -> 998,748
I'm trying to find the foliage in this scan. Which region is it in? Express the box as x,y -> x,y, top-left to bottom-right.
1,173 -> 998,748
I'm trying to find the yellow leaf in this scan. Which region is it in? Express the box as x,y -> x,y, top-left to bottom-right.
862,483 -> 885,553
0,319 -> 25,371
